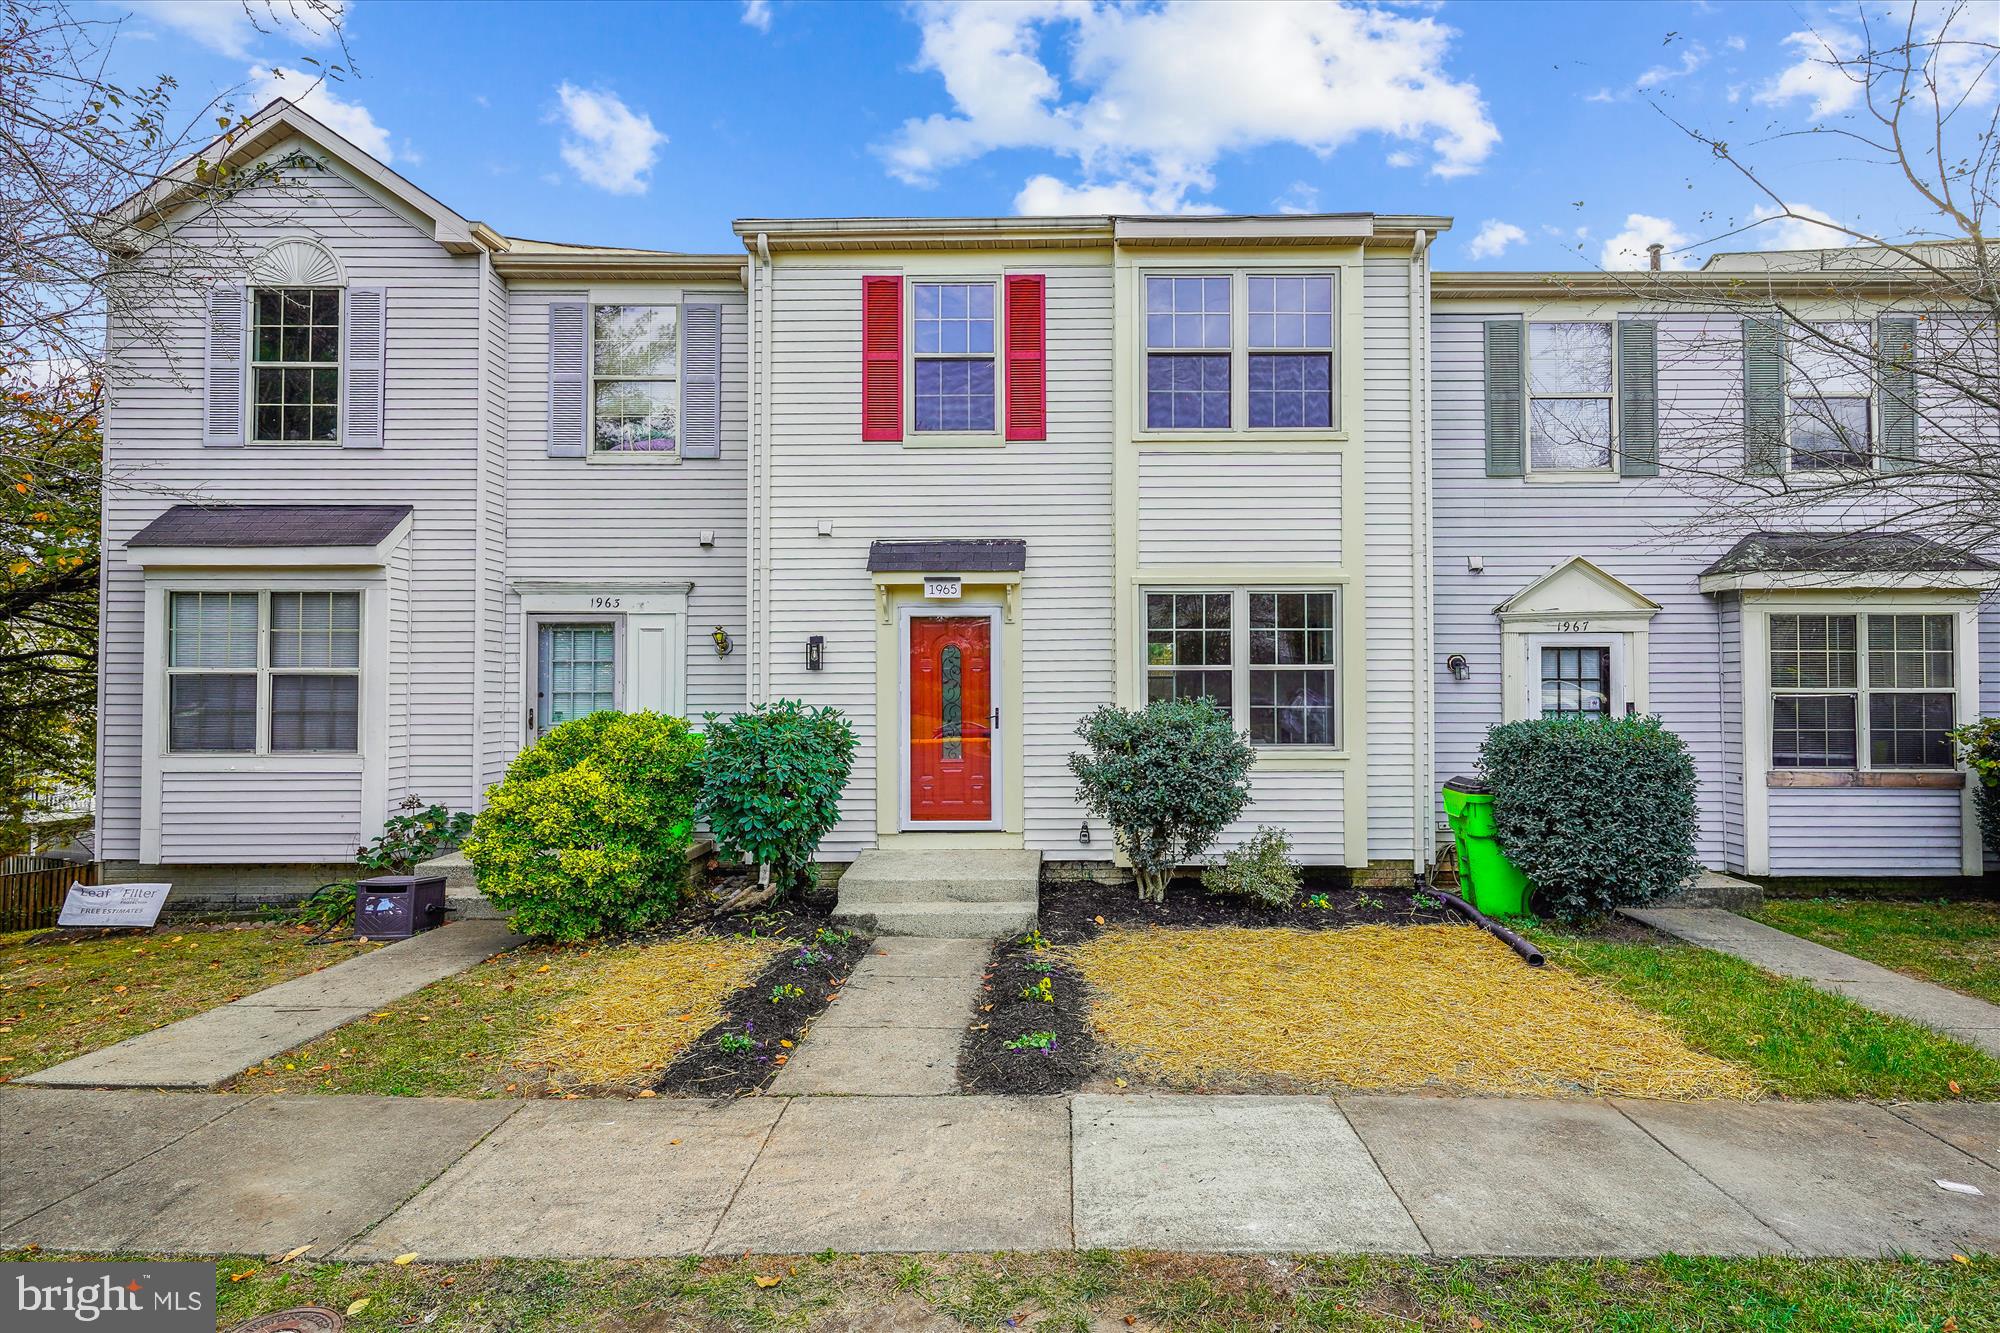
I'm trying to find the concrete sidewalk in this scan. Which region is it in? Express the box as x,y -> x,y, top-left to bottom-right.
770,936 -> 989,1096
18,919 -> 522,1090
3,1087 -> 1996,1259
1627,907 -> 2000,1058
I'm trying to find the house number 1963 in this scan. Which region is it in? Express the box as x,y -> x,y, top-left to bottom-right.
1555,619 -> 1590,632
591,597 -> 622,609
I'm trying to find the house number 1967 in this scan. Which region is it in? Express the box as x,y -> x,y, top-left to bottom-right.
1555,619 -> 1590,632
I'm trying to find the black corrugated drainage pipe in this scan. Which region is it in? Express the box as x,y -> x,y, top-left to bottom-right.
1423,875 -> 1545,967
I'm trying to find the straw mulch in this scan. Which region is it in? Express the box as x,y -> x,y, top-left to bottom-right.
1069,924 -> 1761,1100
519,935 -> 785,1093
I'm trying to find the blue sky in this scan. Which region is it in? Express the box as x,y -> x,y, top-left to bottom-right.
107,1 -> 1987,269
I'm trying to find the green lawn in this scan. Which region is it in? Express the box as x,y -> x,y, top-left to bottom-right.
1753,898 -> 2000,1006
0,924 -> 378,1079
42,1250 -> 1977,1332
1535,929 -> 2000,1100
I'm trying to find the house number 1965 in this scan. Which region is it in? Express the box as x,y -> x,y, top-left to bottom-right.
1555,619 -> 1590,632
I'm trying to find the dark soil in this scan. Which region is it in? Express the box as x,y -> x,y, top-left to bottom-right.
652,914 -> 871,1099
1035,877 -> 1459,944
959,932 -> 1095,1095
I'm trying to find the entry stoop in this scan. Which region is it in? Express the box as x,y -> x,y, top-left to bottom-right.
831,848 -> 1041,938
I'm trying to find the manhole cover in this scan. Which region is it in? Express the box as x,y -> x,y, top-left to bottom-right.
227,1308 -> 343,1333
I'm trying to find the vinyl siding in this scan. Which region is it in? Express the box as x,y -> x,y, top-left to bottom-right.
1361,256 -> 1420,863
759,258 -> 1116,860
1715,592 -> 1746,870
158,770 -> 363,863
1222,769 -> 1343,861
1136,453 -> 1340,566
1768,788 -> 1964,876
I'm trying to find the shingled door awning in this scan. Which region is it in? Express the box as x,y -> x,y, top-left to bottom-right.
125,503 -> 414,567
867,538 -> 1028,573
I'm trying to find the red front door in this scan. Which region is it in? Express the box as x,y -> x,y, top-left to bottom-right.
909,615 -> 993,822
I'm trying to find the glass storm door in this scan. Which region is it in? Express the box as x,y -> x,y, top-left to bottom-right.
909,615 -> 994,822
1539,645 -> 1612,719
537,623 -> 617,737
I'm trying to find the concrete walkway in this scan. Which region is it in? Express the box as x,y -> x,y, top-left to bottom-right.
18,919 -> 522,1090
3,1087 -> 1997,1259
1627,907 -> 2000,1058
769,936 -> 989,1096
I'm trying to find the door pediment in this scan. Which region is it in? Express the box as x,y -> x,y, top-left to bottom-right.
1493,556 -> 1661,625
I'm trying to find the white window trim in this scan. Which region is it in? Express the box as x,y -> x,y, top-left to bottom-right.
247,283 -> 345,447
586,299 -> 683,465
513,581 -> 691,744
1524,319 -> 1618,481
1763,609 -> 1962,774
905,276 -> 1003,448
139,568 -> 389,865
1133,267 -> 1345,443
1739,591 -> 1982,876
1521,632 -> 1630,721
1499,616 -> 1651,723
1782,320 -> 1879,476
1140,584 -> 1343,754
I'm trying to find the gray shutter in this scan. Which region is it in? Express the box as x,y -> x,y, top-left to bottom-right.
1742,317 -> 1785,475
1616,319 -> 1659,478
1483,319 -> 1525,477
680,302 -> 722,459
1877,315 -> 1919,472
546,298 -> 588,458
342,285 -> 386,449
203,285 -> 246,447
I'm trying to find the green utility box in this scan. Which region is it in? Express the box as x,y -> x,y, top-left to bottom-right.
1440,776 -> 1531,918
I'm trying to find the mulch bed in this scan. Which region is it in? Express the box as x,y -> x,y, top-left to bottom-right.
652,907 -> 871,1099
1035,877 -> 1460,944
959,931 -> 1095,1095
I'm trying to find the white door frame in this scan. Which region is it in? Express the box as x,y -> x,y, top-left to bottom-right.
897,601 -> 1005,832
1519,632 -> 1630,720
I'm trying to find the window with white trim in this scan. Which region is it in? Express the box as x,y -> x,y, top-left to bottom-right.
1787,321 -> 1873,470
1144,272 -> 1341,433
1144,588 -> 1338,746
1527,321 -> 1613,471
251,287 -> 340,443
591,304 -> 678,453
912,281 -> 996,433
1540,645 -> 1613,719
168,590 -> 360,754
1247,276 -> 1334,428
1768,611 -> 1955,768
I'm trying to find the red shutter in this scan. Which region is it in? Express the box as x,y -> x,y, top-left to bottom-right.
1004,274 -> 1046,442
861,275 -> 902,442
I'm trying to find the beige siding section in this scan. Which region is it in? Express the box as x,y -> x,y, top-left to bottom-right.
1361,255 -> 1420,863
1136,453 -> 1341,566
159,770 -> 363,863
761,258 -> 1116,860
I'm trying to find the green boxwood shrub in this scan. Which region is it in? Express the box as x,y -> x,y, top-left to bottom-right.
1950,716 -> 2000,859
1201,825 -> 1300,907
463,711 -> 703,940
1478,715 -> 1699,921
698,700 -> 857,897
1068,697 -> 1255,902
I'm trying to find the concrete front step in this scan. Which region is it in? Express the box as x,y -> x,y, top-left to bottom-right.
831,848 -> 1042,938
835,878 -> 1038,906
832,900 -> 1039,939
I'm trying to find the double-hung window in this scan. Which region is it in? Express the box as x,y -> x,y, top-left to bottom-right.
912,282 -> 997,433
1248,276 -> 1334,428
168,591 -> 360,754
1769,611 -> 1955,769
1144,588 -> 1338,747
1527,321 -> 1614,471
1144,276 -> 1232,429
591,304 -> 679,453
1788,321 -> 1873,470
251,287 -> 340,443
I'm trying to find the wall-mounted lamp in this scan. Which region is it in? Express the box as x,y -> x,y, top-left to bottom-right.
805,635 -> 824,672
1466,555 -> 1484,574
1446,653 -> 1470,681
1078,821 -> 1092,846
711,626 -> 733,657
697,530 -> 716,548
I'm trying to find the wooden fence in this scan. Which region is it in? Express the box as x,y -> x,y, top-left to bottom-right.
0,860 -> 98,933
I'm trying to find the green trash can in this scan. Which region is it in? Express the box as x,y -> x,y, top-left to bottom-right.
1440,776 -> 1531,918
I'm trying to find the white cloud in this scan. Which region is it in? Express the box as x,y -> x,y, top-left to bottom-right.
1756,28 -> 1863,117
1746,202 -> 1854,250
1757,10 -> 1995,121
1272,181 -> 1321,215
1467,219 -> 1527,260
885,0 -> 1497,215
1385,150 -> 1417,168
1599,212 -> 1695,270
741,0 -> 772,32
553,83 -> 666,195
1637,41 -> 1709,88
136,0 -> 344,59
1015,173 -> 1220,215
247,66 -> 394,162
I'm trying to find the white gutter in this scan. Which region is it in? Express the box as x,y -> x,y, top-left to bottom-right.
1408,228 -> 1436,873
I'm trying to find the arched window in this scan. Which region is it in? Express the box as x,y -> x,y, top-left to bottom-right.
247,239 -> 345,443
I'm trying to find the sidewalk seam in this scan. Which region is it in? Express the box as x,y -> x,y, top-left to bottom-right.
1604,1099 -> 1799,1255
1331,1095 -> 1435,1256
329,1100 -> 530,1259
1880,1099 -> 2000,1172
703,1095 -> 791,1253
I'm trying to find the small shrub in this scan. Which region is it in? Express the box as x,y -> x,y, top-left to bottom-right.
286,881 -> 356,931
1200,826 -> 1301,907
1479,715 -> 1699,922
1951,717 -> 2000,859
463,711 -> 703,940
357,794 -> 473,875
1068,697 -> 1255,902
699,700 -> 857,898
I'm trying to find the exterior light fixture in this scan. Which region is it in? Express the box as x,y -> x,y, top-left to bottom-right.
1079,821 -> 1091,845
1447,653 -> 1470,681
806,635 -> 824,672
711,626 -> 733,657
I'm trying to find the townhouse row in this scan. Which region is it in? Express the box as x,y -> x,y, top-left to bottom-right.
96,102 -> 1999,891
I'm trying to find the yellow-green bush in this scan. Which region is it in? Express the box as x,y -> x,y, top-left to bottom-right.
464,711 -> 703,940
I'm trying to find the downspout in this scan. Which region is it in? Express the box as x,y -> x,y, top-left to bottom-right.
1408,228 -> 1435,874
744,249 -> 758,710
756,231 -> 773,705
470,246 -> 494,814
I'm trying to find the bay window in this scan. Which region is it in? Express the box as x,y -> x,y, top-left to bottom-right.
168,590 -> 361,754
591,304 -> 679,453
1769,611 -> 1954,769
1144,587 -> 1339,747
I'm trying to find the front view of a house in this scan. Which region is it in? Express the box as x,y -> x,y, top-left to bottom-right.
94,101 -> 1998,899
